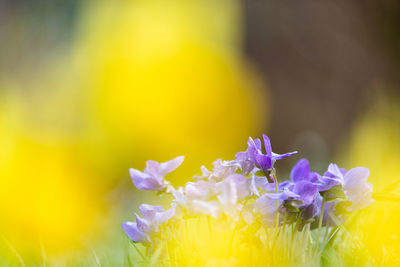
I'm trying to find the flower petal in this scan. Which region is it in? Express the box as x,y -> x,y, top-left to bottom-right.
185,180 -> 215,200
129,168 -> 165,191
122,221 -> 149,242
255,154 -> 272,172
343,167 -> 370,189
324,163 -> 344,180
262,134 -> 273,157
154,205 -> 176,225
318,176 -> 342,191
135,213 -> 152,232
290,158 -> 310,183
190,200 -> 221,218
139,204 -> 164,221
292,181 -> 318,206
271,151 -> 298,161
158,156 -> 185,177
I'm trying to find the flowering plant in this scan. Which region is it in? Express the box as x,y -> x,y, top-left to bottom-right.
122,134 -> 374,266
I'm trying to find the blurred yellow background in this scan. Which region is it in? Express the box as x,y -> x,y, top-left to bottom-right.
340,91 -> 400,265
0,0 -> 266,263
1,0 -> 400,265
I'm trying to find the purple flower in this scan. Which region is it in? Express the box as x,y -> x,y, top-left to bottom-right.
188,200 -> 221,218
194,159 -> 238,182
234,137 -> 261,175
173,186 -> 220,217
323,163 -> 347,179
216,174 -> 250,218
323,164 -> 374,211
315,167 -> 372,227
184,180 -> 216,200
253,190 -> 299,226
210,159 -> 237,181
129,156 -> 184,191
318,163 -> 345,191
342,167 -> 374,211
235,134 -> 297,176
216,174 -> 250,201
289,158 -> 341,197
172,187 -> 187,206
172,180 -> 221,218
282,182 -> 322,219
282,159 -> 323,217
139,204 -> 176,226
122,221 -> 149,243
301,193 -> 323,220
291,181 -> 319,207
290,158 -> 319,183
248,174 -> 275,196
193,165 -> 213,180
253,193 -> 282,226
122,204 -> 176,242
284,159 -> 319,203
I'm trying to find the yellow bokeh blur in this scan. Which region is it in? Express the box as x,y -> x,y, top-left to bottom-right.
0,0 -> 266,262
341,91 -> 400,265
0,89 -> 101,258
343,92 -> 400,192
74,0 -> 266,176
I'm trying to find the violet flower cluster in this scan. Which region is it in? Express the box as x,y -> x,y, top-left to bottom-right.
122,134 -> 374,242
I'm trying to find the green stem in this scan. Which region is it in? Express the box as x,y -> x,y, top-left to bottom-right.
132,242 -> 147,262
272,168 -> 280,228
322,219 -> 330,247
316,199 -> 325,252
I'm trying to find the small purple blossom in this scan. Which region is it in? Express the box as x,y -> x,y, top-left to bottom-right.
216,174 -> 250,218
193,165 -> 213,180
216,174 -> 250,201
290,158 -> 319,184
253,193 -> 282,226
248,174 -> 275,196
282,159 -> 340,220
122,221 -> 149,243
173,185 -> 221,217
340,166 -> 374,211
282,159 -> 321,212
324,163 -> 347,179
234,134 -> 297,177
172,180 -> 221,217
317,163 -> 345,191
291,181 -> 319,207
321,164 -> 374,211
122,204 -> 176,242
193,159 -> 238,182
301,192 -> 323,220
189,200 -> 221,218
139,204 -> 176,226
122,134 -> 374,244
287,158 -> 340,192
129,156 -> 184,191
184,180 -> 216,200
210,159 -> 238,181
254,190 -> 299,226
